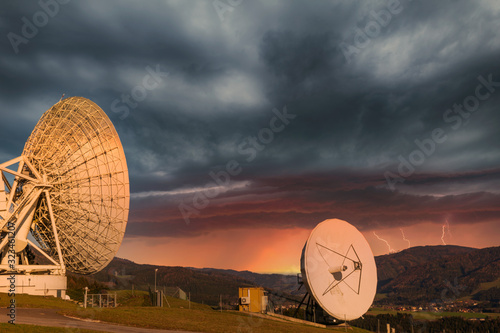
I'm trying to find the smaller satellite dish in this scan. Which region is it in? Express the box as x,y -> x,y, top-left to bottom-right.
301,219 -> 377,321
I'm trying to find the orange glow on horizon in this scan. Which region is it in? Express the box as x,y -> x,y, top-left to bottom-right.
117,220 -> 499,273
117,227 -> 311,274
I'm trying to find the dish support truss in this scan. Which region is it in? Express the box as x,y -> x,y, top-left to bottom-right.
0,155 -> 65,275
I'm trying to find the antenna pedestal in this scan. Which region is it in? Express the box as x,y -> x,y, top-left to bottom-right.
0,274 -> 67,298
293,292 -> 333,324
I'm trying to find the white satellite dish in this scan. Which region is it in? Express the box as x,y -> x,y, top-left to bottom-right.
300,219 -> 377,321
0,97 -> 129,296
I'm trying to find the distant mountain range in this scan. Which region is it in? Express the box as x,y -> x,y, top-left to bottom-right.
66,245 -> 500,308
375,245 -> 500,306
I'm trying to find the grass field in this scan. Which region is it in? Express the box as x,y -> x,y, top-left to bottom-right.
0,323 -> 101,333
61,290 -> 373,333
457,277 -> 500,301
1,292 -> 372,332
473,278 -> 500,292
373,293 -> 387,301
0,292 -> 78,309
62,306 -> 375,333
367,307 -> 500,320
114,289 -> 212,310
4,291 -> 496,332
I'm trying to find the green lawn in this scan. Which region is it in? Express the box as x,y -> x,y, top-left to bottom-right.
457,277 -> 500,301
1,292 -> 372,333
367,307 -> 398,316
373,293 -> 388,301
474,278 -> 500,292
4,291 -> 497,332
114,289 -> 212,310
0,323 -> 100,333
368,307 -> 500,320
61,306 -> 374,333
0,293 -> 78,310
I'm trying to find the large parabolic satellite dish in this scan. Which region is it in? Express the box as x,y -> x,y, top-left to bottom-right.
300,219 -> 377,321
0,97 -> 129,281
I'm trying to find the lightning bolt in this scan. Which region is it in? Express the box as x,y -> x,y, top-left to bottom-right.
373,232 -> 396,254
400,228 -> 411,248
441,225 -> 447,245
441,220 -> 452,245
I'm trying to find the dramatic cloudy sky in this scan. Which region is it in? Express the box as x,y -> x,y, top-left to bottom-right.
1,0 -> 499,273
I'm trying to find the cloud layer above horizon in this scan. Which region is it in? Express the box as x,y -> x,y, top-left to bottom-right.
1,0 -> 499,270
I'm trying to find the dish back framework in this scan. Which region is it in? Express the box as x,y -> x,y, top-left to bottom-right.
0,97 -> 129,296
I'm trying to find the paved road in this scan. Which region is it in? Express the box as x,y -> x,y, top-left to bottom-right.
0,308 -> 202,333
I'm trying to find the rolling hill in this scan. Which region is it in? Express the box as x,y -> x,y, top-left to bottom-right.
376,246 -> 500,306
65,245 -> 500,308
375,245 -> 476,288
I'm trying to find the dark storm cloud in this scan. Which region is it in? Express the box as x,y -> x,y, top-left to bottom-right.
127,169 -> 500,238
1,0 -> 499,238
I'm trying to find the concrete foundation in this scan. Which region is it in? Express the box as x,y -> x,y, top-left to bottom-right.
0,274 -> 67,298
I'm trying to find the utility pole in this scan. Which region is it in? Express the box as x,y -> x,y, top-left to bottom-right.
84,286 -> 88,309
154,268 -> 158,292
